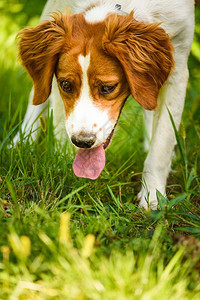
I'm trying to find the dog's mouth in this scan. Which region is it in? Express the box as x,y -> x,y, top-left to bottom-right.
103,122 -> 117,150
72,120 -> 118,180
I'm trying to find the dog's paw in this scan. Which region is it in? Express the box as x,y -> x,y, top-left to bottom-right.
7,132 -> 22,149
10,129 -> 38,148
137,189 -> 158,210
137,185 -> 166,210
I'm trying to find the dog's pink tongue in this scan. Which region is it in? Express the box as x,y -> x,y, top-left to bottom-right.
73,145 -> 105,180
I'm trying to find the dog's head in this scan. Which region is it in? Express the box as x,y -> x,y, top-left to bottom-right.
18,11 -> 174,179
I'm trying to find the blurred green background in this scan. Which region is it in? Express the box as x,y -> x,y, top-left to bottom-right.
0,0 -> 199,162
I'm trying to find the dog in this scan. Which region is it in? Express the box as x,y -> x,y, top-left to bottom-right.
14,0 -> 197,209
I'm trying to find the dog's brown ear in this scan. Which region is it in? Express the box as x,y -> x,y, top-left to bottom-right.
18,12 -> 71,105
103,13 -> 174,110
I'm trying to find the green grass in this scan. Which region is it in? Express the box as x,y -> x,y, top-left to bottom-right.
0,1 -> 200,299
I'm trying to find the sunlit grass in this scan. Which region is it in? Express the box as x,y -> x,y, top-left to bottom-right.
1,215 -> 200,299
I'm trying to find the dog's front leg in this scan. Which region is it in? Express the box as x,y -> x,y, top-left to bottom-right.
138,68 -> 189,209
12,88 -> 48,145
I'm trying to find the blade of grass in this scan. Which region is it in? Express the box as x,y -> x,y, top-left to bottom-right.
0,121 -> 22,152
53,184 -> 88,209
6,180 -> 20,218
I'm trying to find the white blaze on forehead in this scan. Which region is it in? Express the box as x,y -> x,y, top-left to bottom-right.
65,54 -> 115,147
84,3 -> 114,23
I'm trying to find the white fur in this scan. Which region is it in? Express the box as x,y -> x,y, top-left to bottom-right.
65,54 -> 115,147
12,89 -> 48,144
14,0 -> 195,209
84,3 -> 114,23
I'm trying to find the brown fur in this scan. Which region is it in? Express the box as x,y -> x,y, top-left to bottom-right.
18,11 -> 174,113
103,13 -> 174,110
18,12 -> 72,105
56,15 -> 130,120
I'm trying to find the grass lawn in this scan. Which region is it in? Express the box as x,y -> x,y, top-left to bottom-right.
0,1 -> 200,299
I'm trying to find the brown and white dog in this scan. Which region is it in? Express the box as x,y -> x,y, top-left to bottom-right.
14,0 -> 197,208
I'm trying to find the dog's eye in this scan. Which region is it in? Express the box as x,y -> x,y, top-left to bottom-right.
60,81 -> 73,93
99,84 -> 118,95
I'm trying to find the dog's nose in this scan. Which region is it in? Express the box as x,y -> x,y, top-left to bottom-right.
71,133 -> 96,148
